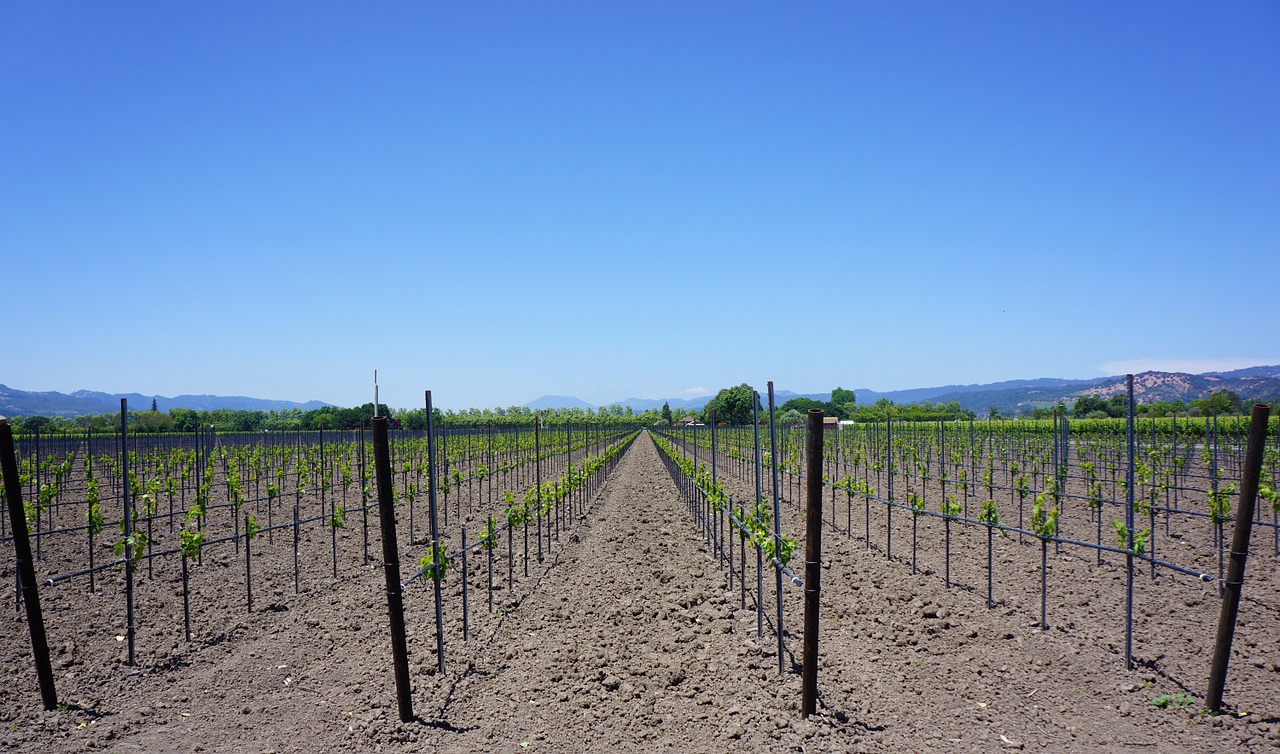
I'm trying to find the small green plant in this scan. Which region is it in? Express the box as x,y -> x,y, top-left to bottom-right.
979,499 -> 1005,536
1015,474 -> 1030,506
418,542 -> 452,579
1112,521 -> 1152,555
330,503 -> 346,529
28,482 -> 55,524
743,497 -> 797,566
1029,485 -> 1059,541
1087,481 -> 1104,511
503,490 -> 524,527
245,514 -> 261,540
1208,484 -> 1235,525
480,518 -> 498,551
189,480 -> 209,521
1148,693 -> 1195,710
941,495 -> 962,517
86,477 -> 104,535
113,530 -> 148,569
179,528 -> 204,559
1260,471 -> 1278,513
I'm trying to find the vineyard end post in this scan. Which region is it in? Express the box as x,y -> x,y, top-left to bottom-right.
802,409 -> 824,718
1206,403 -> 1271,713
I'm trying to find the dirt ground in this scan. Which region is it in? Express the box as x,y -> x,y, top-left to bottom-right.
3,431 -> 1278,753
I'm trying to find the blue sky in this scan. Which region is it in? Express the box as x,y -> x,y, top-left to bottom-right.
2,2 -> 1277,410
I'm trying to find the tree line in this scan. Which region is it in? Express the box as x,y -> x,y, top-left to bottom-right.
5,402 -> 656,434
10,385 -> 1266,435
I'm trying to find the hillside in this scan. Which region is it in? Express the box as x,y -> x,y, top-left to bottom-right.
1080,367 -> 1280,404
0,384 -> 331,418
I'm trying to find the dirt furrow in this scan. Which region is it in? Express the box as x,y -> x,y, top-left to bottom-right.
414,432 -> 841,753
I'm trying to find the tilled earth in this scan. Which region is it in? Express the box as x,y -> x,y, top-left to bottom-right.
2,431 -> 1278,752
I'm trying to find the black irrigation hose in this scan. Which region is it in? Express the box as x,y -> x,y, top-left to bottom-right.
37,510 -> 334,586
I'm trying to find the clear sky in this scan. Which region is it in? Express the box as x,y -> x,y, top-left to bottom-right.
2,2 -> 1277,411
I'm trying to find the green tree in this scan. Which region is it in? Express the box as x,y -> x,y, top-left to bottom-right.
829,387 -> 857,419
705,384 -> 760,426
781,397 -> 825,414
779,408 -> 805,425
169,408 -> 198,432
1072,395 -> 1108,418
1196,390 -> 1242,415
661,402 -> 673,426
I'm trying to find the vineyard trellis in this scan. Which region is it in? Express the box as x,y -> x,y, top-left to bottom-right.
1,395 -> 641,718
652,381 -> 1278,714
4,383 -> 1278,725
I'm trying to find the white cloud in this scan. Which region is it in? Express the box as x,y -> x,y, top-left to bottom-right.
674,386 -> 709,398
1099,358 -> 1272,376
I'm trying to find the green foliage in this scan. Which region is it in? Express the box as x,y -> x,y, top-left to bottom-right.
979,499 -> 1005,536
86,476 -> 103,534
113,530 -> 148,569
1029,486 -> 1059,541
1148,693 -> 1195,710
1193,390 -> 1242,416
941,495 -> 962,517
503,490 -> 524,527
704,383 -> 760,426
188,480 -> 209,521
854,397 -> 973,422
1087,479 -> 1105,510
1208,484 -> 1236,524
28,482 -> 56,524
480,518 -> 499,551
1260,470 -> 1278,512
1073,394 -> 1128,419
330,504 -> 346,529
86,500 -> 104,536
829,387 -> 857,419
1112,521 -> 1152,555
179,528 -> 204,559
418,542 -> 452,579
245,514 -> 261,540
739,497 -> 798,566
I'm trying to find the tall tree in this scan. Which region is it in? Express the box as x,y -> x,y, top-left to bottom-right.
705,384 -> 760,426
829,387 -> 856,419
661,402 -> 673,426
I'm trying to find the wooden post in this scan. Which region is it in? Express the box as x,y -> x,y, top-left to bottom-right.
372,416 -> 413,723
0,421 -> 58,710
1206,403 -> 1271,713
802,409 -> 824,717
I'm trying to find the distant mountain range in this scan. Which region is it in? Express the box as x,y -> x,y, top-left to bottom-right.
523,365 -> 1280,415
523,395 -> 594,411
7,365 -> 1277,420
0,384 -> 332,418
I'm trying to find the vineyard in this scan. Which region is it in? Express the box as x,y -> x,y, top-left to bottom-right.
2,391 -> 1279,752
